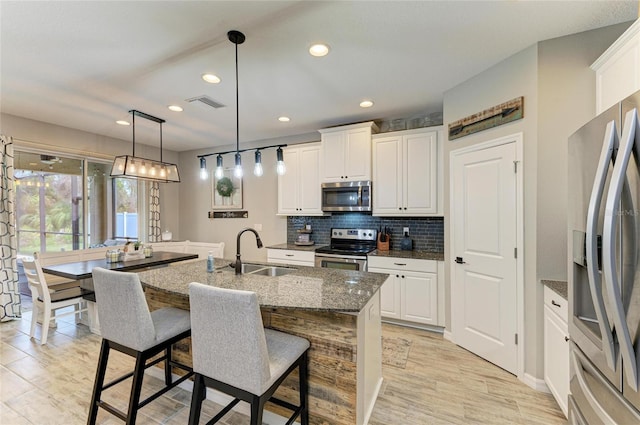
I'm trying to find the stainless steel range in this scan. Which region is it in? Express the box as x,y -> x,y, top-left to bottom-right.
314,228 -> 377,271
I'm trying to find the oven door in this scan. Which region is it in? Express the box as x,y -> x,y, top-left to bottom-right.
315,253 -> 367,271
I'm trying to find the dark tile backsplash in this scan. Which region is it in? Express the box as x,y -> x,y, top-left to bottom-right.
287,214 -> 444,252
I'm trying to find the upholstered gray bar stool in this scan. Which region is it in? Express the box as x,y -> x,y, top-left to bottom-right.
87,268 -> 194,425
188,282 -> 310,425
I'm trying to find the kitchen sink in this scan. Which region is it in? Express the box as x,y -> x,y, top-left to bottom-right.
231,263 -> 296,276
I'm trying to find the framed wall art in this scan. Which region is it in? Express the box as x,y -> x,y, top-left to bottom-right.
211,168 -> 243,210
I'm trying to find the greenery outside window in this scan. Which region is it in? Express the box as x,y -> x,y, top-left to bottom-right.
14,150 -> 146,255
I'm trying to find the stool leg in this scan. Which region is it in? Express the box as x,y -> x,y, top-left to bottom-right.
250,395 -> 264,425
164,345 -> 172,385
87,340 -> 111,425
125,352 -> 146,425
300,351 -> 309,425
188,374 -> 206,425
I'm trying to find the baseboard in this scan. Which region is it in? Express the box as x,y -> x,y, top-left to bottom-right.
381,318 -> 444,334
146,368 -> 288,424
443,329 -> 453,342
522,372 -> 550,393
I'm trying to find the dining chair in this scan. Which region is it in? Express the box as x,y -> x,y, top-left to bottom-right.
87,267 -> 194,425
188,282 -> 310,425
22,257 -> 88,345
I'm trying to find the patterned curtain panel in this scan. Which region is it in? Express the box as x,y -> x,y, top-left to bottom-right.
148,181 -> 161,242
0,134 -> 21,321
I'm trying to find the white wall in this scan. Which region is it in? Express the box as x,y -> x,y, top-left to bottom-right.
443,22 -> 630,381
1,113 -> 181,239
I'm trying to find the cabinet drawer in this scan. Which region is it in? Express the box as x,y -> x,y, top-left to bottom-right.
368,256 -> 437,273
544,285 -> 568,322
267,249 -> 315,265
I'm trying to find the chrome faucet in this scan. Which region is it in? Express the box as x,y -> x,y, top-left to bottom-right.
234,228 -> 263,274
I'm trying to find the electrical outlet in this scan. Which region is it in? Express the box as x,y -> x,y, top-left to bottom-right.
403,227 -> 409,235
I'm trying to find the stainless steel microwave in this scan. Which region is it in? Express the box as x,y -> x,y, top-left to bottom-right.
321,181 -> 372,212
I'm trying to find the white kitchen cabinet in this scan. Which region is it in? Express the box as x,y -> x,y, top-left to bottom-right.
277,143 -> 324,216
319,121 -> 378,182
372,127 -> 443,216
592,19 -> 640,114
267,248 -> 315,267
368,256 -> 443,327
543,285 -> 569,418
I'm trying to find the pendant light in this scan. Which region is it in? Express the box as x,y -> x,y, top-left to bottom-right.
111,110 -> 180,183
229,30 -> 245,179
195,30 -> 286,178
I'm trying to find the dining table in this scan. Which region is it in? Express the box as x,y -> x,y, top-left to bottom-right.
40,251 -> 199,334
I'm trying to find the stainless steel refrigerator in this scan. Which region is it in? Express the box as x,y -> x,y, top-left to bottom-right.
568,90 -> 640,424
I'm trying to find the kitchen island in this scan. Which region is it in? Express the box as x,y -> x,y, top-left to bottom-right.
136,258 -> 387,425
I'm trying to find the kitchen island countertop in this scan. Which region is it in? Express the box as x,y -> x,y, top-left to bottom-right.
137,258 -> 386,312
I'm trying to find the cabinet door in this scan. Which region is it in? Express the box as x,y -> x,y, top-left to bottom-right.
544,304 -> 569,417
401,271 -> 438,325
370,268 -> 401,319
344,127 -> 371,181
321,131 -> 345,182
372,136 -> 402,215
277,147 -> 300,215
298,145 -> 322,214
404,131 -> 438,214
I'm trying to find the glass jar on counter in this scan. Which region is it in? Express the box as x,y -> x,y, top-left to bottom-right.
143,245 -> 153,258
106,249 -> 120,263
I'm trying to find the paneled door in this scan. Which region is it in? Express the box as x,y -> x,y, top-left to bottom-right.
451,139 -> 519,375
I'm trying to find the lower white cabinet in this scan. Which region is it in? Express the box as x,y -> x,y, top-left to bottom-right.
543,285 -> 569,417
368,256 -> 443,327
267,248 -> 315,267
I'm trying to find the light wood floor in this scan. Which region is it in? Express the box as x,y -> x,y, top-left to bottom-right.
1,306 -> 566,424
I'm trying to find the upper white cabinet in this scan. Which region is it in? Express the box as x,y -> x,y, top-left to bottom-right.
592,19 -> 640,114
372,127 -> 443,216
278,142 -> 324,216
319,121 -> 378,182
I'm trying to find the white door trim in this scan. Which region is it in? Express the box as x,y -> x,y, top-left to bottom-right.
449,132 -> 525,381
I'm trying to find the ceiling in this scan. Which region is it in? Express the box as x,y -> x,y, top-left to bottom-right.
1,1 -> 637,153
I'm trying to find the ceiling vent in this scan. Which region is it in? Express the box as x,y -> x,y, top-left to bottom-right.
185,95 -> 226,109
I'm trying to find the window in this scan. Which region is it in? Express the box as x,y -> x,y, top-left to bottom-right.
14,150 -> 146,255
113,178 -> 138,239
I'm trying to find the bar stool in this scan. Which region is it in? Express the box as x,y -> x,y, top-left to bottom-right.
188,282 -> 310,425
87,267 -> 194,425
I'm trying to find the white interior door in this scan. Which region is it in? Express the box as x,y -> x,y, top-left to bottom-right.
451,140 -> 518,374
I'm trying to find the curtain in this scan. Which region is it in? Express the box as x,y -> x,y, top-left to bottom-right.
0,134 -> 21,321
148,181 -> 161,242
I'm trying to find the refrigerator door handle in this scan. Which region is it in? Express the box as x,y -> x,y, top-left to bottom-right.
585,119 -> 618,370
603,108 -> 639,391
571,350 -> 617,424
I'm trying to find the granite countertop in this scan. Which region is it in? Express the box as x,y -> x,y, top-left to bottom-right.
542,279 -> 568,300
137,258 -> 387,312
266,243 -> 326,252
369,249 -> 445,261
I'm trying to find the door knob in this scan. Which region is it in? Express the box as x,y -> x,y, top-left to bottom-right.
455,257 -> 466,264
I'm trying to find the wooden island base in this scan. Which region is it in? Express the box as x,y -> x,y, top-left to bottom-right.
145,286 -> 383,425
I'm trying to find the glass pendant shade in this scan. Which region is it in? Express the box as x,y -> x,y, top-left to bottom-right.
215,155 -> 224,179
254,150 -> 263,176
234,152 -> 243,178
276,147 -> 286,176
110,109 -> 180,183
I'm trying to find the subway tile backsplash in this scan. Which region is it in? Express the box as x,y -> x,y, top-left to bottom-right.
287,214 -> 444,252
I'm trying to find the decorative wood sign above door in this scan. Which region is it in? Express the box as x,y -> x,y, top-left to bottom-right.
449,96 -> 524,140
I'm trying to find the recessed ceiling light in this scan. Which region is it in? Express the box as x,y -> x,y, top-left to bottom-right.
360,100 -> 374,108
168,105 -> 183,112
202,73 -> 221,84
278,116 -> 290,122
309,43 -> 330,57
116,120 -> 130,126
